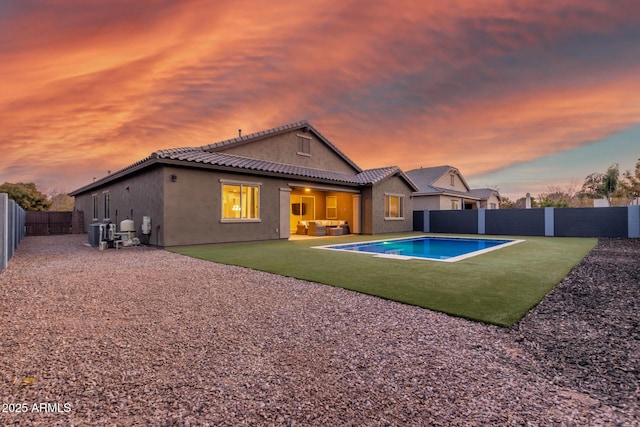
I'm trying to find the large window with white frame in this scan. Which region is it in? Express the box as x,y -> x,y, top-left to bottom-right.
384,194 -> 404,219
221,181 -> 260,221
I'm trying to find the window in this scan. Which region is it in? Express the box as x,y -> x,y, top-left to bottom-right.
489,203 -> 497,210
326,196 -> 337,219
92,194 -> 99,220
221,182 -> 260,221
103,192 -> 110,220
384,194 -> 404,219
451,200 -> 460,210
297,134 -> 311,156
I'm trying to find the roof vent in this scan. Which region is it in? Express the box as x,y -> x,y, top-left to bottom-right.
238,129 -> 242,137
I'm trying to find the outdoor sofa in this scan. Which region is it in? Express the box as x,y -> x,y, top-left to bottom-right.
297,220 -> 349,236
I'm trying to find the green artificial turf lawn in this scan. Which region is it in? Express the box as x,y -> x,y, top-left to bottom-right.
169,233 -> 596,327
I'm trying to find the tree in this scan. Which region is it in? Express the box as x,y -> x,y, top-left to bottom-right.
499,196 -> 515,209
621,158 -> 640,204
0,182 -> 51,211
580,163 -> 620,204
48,190 -> 75,211
514,195 -> 538,209
538,182 -> 578,208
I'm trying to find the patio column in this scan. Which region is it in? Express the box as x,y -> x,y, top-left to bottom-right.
279,187 -> 291,239
352,194 -> 361,234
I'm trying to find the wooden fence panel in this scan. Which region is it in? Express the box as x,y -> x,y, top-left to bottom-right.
25,211 -> 73,236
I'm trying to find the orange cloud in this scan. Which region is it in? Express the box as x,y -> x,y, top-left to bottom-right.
1,0 -> 639,193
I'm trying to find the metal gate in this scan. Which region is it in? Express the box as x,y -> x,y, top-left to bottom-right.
25,211 -> 74,236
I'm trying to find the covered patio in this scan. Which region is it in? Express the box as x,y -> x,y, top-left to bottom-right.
288,185 -> 360,237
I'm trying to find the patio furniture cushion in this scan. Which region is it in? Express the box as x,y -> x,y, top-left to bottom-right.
308,222 -> 326,236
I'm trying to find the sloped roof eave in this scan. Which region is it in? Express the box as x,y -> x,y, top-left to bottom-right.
69,156 -> 158,196
155,157 -> 365,186
413,187 -> 481,200
70,155 -> 370,196
69,121 -> 415,195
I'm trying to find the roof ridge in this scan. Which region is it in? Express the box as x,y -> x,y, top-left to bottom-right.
200,120 -> 309,151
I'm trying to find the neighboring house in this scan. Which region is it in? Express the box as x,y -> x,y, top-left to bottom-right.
405,166 -> 500,210
70,120 -> 417,246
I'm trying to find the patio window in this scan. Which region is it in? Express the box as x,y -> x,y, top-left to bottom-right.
221,181 -> 260,221
384,194 -> 404,219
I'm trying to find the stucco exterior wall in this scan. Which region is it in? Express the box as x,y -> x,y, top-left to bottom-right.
327,191 -> 355,223
73,168 -> 165,243
368,175 -> 414,234
213,129 -> 358,175
162,167 -> 287,246
412,195 -> 441,211
480,194 -> 500,209
442,196 -> 464,210
433,170 -> 469,192
360,187 -> 374,234
411,194 -> 466,211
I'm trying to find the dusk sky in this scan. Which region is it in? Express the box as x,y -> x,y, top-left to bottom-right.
1,0 -> 639,201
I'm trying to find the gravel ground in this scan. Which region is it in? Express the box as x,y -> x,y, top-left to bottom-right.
0,235 -> 637,426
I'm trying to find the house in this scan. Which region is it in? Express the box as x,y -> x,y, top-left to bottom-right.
70,120 -> 418,246
405,166 -> 500,210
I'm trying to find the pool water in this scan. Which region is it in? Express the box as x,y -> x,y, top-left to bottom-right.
316,236 -> 521,262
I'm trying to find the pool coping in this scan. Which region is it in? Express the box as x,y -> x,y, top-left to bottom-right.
312,235 -> 525,262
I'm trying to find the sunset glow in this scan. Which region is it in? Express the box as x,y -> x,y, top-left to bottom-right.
1,0 -> 639,200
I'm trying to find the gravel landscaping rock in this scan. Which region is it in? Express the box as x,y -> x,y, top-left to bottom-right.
0,235 -> 637,426
509,238 -> 640,420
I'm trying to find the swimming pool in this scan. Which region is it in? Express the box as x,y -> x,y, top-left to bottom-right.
315,236 -> 523,262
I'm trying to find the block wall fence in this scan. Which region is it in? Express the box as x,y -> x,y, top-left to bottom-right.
414,206 -> 640,238
1,193 -> 26,272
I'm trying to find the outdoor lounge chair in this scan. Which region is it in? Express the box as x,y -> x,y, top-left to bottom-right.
308,222 -> 326,236
296,221 -> 308,235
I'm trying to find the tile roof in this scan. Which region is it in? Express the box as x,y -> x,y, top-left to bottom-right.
405,166 -> 500,200
70,120 -> 418,195
468,188 -> 500,200
405,166 -> 454,191
154,147 -> 406,186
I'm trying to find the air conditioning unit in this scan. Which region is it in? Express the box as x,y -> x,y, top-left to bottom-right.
88,223 -> 102,247
88,222 -> 116,247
